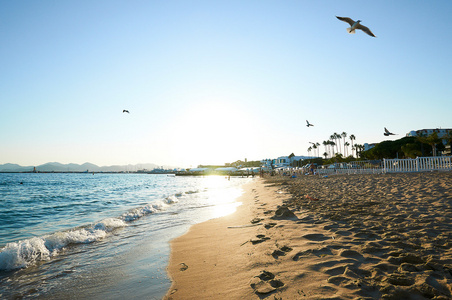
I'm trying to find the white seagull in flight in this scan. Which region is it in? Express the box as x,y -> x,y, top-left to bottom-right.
336,16 -> 376,37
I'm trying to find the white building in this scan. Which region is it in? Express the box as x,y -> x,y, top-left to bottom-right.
406,128 -> 451,140
406,128 -> 452,155
261,155 -> 318,169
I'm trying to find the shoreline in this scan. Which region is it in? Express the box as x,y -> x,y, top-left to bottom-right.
165,173 -> 452,299
0,174 -> 249,299
165,180 -> 271,299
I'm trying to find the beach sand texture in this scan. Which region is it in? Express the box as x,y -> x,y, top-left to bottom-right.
165,173 -> 452,299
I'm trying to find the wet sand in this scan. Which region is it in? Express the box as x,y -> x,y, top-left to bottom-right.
165,173 -> 452,299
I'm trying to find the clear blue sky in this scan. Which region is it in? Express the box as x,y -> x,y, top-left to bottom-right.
1,1 -> 451,167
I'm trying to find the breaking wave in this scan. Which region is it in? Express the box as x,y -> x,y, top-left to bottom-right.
0,191 -> 188,271
120,196 -> 177,222
0,218 -> 126,271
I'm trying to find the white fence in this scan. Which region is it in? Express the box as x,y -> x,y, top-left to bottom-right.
383,156 -> 452,173
317,160 -> 384,175
316,156 -> 452,175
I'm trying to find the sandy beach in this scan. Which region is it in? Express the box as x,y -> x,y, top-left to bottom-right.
165,172 -> 452,300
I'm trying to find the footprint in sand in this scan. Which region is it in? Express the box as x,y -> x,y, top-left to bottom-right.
250,217 -> 262,224
322,264 -> 372,289
250,235 -> 270,244
337,249 -> 363,259
302,233 -> 331,241
361,241 -> 389,254
327,275 -> 353,286
292,247 -> 333,261
271,245 -> 293,259
333,230 -> 353,237
386,274 -> 415,286
324,265 -> 349,276
250,270 -> 284,295
179,263 -> 188,271
264,222 -> 277,229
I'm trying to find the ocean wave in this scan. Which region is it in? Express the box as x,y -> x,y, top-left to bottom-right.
120,203 -> 165,222
0,218 -> 126,271
0,190 -> 189,271
165,194 -> 179,204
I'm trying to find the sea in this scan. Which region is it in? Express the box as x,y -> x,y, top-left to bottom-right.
0,173 -> 252,299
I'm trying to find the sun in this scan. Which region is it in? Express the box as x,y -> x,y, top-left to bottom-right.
164,100 -> 252,166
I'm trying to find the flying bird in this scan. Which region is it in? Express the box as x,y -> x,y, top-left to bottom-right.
306,120 -> 314,127
384,127 -> 396,136
123,110 -> 129,113
336,16 -> 376,37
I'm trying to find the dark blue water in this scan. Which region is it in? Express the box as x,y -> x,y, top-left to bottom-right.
0,173 -> 251,299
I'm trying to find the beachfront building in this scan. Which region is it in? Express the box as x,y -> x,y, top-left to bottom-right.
260,159 -> 273,170
406,128 -> 452,155
261,155 -> 318,169
406,128 -> 452,139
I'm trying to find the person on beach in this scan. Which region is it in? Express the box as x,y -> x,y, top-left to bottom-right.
309,163 -> 315,175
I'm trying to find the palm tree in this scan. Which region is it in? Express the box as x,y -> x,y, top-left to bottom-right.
315,142 -> 321,157
323,152 -> 328,159
355,144 -> 364,158
330,135 -> 337,154
307,146 -> 312,157
354,144 -> 360,158
341,132 -> 347,155
330,141 -> 336,156
334,132 -> 342,155
443,130 -> 452,155
349,134 -> 356,157
312,144 -> 317,157
335,153 -> 344,161
323,141 -> 329,158
418,132 -> 442,156
416,132 -> 428,156
344,141 -> 350,157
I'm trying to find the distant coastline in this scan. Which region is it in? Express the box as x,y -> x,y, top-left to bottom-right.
0,162 -> 166,173
0,162 -> 261,176
0,171 -> 151,174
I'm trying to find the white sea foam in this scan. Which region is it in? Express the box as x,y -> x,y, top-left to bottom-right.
0,191 -> 183,271
0,218 -> 126,271
0,237 -> 50,270
165,195 -> 179,204
93,218 -> 127,232
119,193 -> 185,222
121,203 -> 165,222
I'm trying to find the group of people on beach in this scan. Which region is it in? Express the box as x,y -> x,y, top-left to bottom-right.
264,163 -> 318,178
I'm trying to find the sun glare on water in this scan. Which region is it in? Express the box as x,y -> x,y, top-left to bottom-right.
203,176 -> 243,219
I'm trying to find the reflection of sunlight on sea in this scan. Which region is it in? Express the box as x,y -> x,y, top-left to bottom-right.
202,176 -> 244,219
211,201 -> 242,219
203,175 -> 230,189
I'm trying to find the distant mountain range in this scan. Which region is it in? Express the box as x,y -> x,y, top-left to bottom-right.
0,162 -> 163,173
